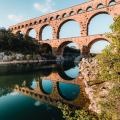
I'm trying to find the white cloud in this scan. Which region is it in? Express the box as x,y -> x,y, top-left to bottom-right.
34,3 -> 43,11
34,0 -> 55,13
8,14 -> 23,22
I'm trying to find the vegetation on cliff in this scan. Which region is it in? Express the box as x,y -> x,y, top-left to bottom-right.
96,16 -> 120,120
58,16 -> 120,120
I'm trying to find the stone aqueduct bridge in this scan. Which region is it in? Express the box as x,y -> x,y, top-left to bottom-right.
9,0 -> 120,56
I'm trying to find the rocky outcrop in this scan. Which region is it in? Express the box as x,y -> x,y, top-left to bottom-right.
0,52 -> 42,62
79,58 -> 114,114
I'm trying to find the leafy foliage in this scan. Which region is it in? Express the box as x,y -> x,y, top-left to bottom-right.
96,16 -> 120,119
58,103 -> 98,120
97,16 -> 120,82
0,28 -> 41,54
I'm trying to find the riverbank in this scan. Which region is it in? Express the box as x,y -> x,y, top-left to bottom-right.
0,59 -> 57,75
79,58 -> 120,119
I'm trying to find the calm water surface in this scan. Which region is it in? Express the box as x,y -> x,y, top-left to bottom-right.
0,62 -> 84,120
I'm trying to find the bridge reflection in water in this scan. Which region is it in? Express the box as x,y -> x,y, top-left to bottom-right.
13,61 -> 89,108
0,61 -> 90,119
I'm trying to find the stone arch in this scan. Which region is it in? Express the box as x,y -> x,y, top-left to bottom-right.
97,3 -> 104,9
87,38 -> 110,54
57,64 -> 80,80
44,18 -> 48,22
29,23 -> 33,26
57,19 -> 81,39
87,11 -> 113,35
34,21 -> 37,25
77,9 -> 84,14
26,28 -> 36,38
40,43 -> 53,56
39,20 -> 42,23
69,11 -> 75,16
40,80 -> 53,94
62,13 -> 67,18
57,82 -> 80,101
57,41 -> 73,55
86,6 -> 93,12
39,24 -> 53,40
50,16 -> 54,20
57,41 -> 81,56
56,15 -> 61,19
21,25 -> 24,28
109,0 -> 116,6
25,24 -> 28,27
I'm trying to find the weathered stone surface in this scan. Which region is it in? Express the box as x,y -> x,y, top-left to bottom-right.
79,58 -> 114,114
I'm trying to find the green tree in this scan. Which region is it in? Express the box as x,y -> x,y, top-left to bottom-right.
96,16 -> 120,120
97,16 -> 120,82
0,28 -> 41,54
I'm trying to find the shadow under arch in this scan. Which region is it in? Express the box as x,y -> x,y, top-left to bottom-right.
57,41 -> 73,55
57,19 -> 80,39
39,24 -> 53,40
57,82 -> 80,101
57,41 -> 81,58
87,11 -> 111,35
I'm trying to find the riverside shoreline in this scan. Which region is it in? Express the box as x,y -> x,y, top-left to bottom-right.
0,59 -> 56,75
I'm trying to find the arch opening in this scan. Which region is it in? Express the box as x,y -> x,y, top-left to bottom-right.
63,13 -> 67,18
40,25 -> 53,40
89,39 -> 110,54
88,13 -> 114,35
58,20 -> 81,39
27,28 -> 36,39
56,15 -> 61,19
30,80 -> 37,90
40,80 -> 53,94
69,11 -> 75,16
86,6 -> 93,11
77,9 -> 84,14
109,0 -> 116,6
57,41 -> 81,57
57,64 -> 80,80
97,3 -> 104,9
50,16 -> 54,20
57,82 -> 80,101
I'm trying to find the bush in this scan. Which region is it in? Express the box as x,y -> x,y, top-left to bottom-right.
0,28 -> 41,54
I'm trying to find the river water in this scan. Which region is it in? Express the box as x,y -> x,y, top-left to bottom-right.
0,61 -> 88,120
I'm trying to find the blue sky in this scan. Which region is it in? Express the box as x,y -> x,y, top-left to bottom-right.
0,0 -> 88,28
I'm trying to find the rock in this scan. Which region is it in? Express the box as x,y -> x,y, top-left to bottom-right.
0,52 -> 5,61
16,54 -> 24,60
3,55 -> 9,62
79,58 -> 114,114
